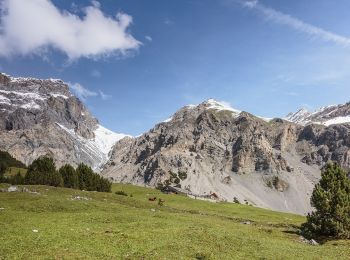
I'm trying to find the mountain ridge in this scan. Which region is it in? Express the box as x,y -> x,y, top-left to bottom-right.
0,72 -> 127,170
102,99 -> 350,214
1,72 -> 349,214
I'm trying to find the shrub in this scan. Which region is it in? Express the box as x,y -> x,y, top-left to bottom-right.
233,197 -> 240,204
115,191 -> 128,196
301,163 -> 350,239
178,171 -> 187,180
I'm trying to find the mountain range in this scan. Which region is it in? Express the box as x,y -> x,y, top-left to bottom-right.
1,73 -> 349,214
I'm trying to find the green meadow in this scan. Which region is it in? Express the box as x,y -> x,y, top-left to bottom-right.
0,183 -> 349,259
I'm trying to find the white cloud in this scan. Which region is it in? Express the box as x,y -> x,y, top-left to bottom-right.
0,0 -> 141,60
145,35 -> 153,42
164,18 -> 174,25
237,0 -> 350,48
91,69 -> 101,77
70,83 -> 97,101
99,90 -> 112,100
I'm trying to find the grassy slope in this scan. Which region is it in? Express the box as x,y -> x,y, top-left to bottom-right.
0,183 -> 349,259
4,167 -> 27,178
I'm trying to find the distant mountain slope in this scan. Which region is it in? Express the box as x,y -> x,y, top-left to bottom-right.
0,150 -> 26,169
103,99 -> 350,214
286,102 -> 350,126
0,73 -> 127,170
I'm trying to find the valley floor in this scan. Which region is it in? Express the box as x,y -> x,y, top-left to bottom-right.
0,183 -> 349,259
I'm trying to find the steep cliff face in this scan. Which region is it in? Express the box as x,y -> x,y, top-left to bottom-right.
0,73 -> 126,170
103,99 -> 350,214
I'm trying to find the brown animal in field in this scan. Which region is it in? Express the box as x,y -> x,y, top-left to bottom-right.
148,197 -> 157,201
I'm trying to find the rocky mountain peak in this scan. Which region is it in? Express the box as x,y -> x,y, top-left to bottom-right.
0,72 -> 96,138
103,98 -> 350,214
0,73 -> 127,170
286,108 -> 311,124
286,102 -> 350,126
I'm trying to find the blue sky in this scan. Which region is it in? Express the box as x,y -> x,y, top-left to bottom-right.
1,0 -> 350,135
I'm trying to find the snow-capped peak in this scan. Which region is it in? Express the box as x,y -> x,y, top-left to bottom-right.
203,98 -> 241,114
286,102 -> 350,126
285,108 -> 311,124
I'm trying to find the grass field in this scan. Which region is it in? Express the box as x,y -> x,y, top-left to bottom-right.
0,183 -> 349,259
4,167 -> 27,178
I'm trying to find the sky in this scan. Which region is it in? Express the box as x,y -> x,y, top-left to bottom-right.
1,0 -> 350,135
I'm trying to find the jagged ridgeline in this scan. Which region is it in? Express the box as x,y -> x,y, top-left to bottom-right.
102,99 -> 350,214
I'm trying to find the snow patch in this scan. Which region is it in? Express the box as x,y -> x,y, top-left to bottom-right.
56,123 -> 129,170
0,90 -> 46,101
205,99 -> 241,115
20,101 -> 40,110
0,94 -> 11,105
323,116 -> 350,126
93,125 -> 129,155
163,117 -> 173,123
50,93 -> 69,99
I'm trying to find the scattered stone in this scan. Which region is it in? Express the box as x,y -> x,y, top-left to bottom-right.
71,196 -> 91,201
150,209 -> 156,212
310,239 -> 319,246
299,236 -> 319,246
32,229 -> 39,233
242,221 -> 251,225
0,208 -> 5,210
7,186 -> 18,192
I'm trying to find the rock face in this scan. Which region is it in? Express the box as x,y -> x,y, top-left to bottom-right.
103,99 -> 350,214
0,73 -> 126,170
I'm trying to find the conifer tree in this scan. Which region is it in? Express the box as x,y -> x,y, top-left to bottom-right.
59,164 -> 78,189
25,157 -> 63,187
301,163 -> 350,239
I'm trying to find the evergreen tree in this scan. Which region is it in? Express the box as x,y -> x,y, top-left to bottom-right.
76,163 -> 111,192
25,157 -> 63,187
0,162 -> 7,182
301,163 -> 350,239
10,172 -> 25,185
76,163 -> 94,190
59,164 -> 78,189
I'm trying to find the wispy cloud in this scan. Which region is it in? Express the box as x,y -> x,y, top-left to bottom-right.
145,35 -> 153,42
70,83 -> 98,101
164,18 -> 174,26
99,90 -> 112,100
91,69 -> 101,78
236,0 -> 350,48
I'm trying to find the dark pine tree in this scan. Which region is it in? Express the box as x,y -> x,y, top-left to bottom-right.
59,164 -> 78,189
76,163 -> 111,192
25,157 -> 63,187
301,163 -> 350,239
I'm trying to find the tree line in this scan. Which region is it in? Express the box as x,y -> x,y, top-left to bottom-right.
0,155 -> 111,192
